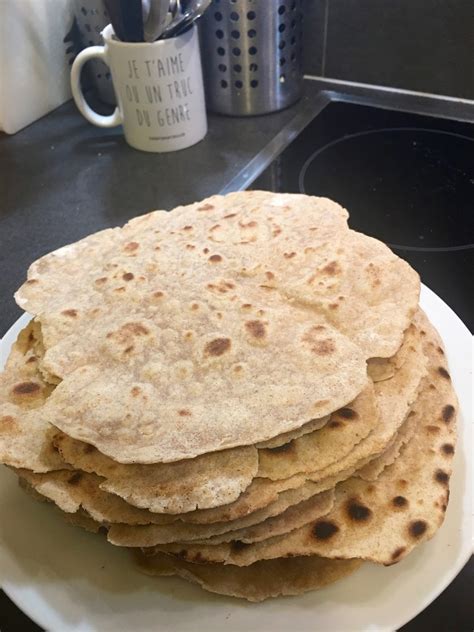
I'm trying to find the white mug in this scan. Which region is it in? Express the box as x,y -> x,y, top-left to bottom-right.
70,24 -> 207,153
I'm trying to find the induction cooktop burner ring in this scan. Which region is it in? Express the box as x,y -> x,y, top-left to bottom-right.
298,127 -> 474,253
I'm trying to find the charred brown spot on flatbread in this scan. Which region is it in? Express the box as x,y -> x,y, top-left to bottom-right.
442,405 -> 455,423
441,443 -> 454,456
392,496 -> 408,509
62,309 -> 77,318
245,320 -> 266,339
197,203 -> 214,211
312,520 -> 340,540
231,540 -> 250,552
409,520 -> 428,539
434,469 -> 450,486
391,546 -> 406,561
437,367 -> 450,380
204,338 -> 231,357
346,498 -> 372,522
322,261 -> 341,275
67,472 -> 83,485
12,382 -> 41,396
209,254 -> 222,263
336,407 -> 358,420
122,272 -> 134,281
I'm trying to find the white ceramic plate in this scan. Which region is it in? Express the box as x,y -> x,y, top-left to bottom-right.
0,284 -> 472,632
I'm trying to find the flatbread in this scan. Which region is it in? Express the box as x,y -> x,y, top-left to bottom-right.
134,551 -> 362,602
16,469 -> 177,525
153,314 -> 457,566
15,191 -> 419,463
53,432 -> 258,513
0,324 -> 68,473
256,415 -> 330,449
107,490 -> 334,547
257,382 -> 378,480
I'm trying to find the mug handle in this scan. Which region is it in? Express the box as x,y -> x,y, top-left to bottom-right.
70,47 -> 122,128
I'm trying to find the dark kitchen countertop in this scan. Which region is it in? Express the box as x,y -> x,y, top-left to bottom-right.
0,81 -> 472,631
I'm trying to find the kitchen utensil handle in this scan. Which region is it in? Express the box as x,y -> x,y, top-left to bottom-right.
70,47 -> 122,128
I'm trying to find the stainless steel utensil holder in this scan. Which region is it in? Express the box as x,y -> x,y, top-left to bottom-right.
200,0 -> 303,116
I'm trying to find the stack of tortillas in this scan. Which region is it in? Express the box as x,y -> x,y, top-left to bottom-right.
0,191 -> 458,602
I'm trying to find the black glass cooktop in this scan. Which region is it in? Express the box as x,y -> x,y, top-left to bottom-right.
250,102 -> 474,332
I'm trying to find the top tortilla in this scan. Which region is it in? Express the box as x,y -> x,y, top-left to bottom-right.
15,191 -> 419,463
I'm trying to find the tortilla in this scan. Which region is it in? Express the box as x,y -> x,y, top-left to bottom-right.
53,432 -> 258,513
134,551 -> 362,602
15,191 -> 418,463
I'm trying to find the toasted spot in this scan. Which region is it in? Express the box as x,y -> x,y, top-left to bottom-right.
329,303 -> 339,310
191,303 -> 199,310
312,520 -> 340,540
204,338 -> 231,357
303,327 -> 336,355
392,496 -> 408,508
203,247 -> 209,254
441,443 -> 455,456
223,213 -> 237,219
242,304 -> 252,309
425,425 -> 441,434
442,404 -> 455,423
26,356 -> 37,364
437,346 -> 445,355
336,407 -> 357,420
322,261 -> 340,275
245,320 -> 266,339
94,277 -> 108,285
438,367 -> 450,380
122,323 -> 149,336
0,415 -> 17,431
131,386 -> 141,397
67,472 -> 83,485
62,309 -> 77,318
114,286 -> 126,293
183,225 -> 193,231
83,443 -> 96,454
178,409 -> 192,417
283,252 -> 296,259
346,499 -> 372,522
26,279 -> 39,285
409,520 -> 427,539
434,469 -> 450,486
185,244 -> 195,250
124,345 -> 134,354
12,382 -> 41,395
124,241 -> 139,252
391,546 -> 406,561
123,272 -> 134,281
329,420 -> 342,428
231,540 -> 250,552
209,254 -> 222,263
198,203 -> 214,211
153,291 -> 164,298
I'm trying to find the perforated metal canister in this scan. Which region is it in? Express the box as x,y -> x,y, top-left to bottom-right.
200,0 -> 303,115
